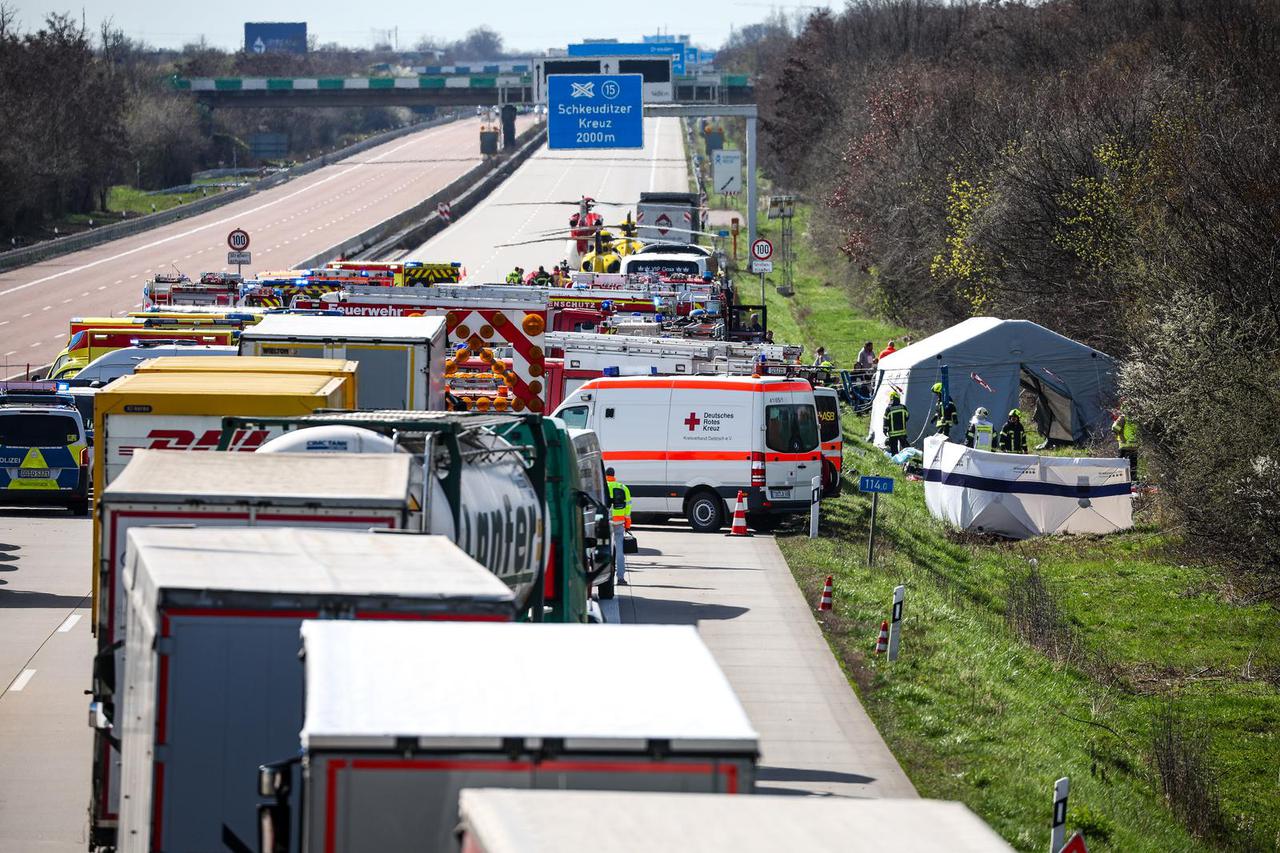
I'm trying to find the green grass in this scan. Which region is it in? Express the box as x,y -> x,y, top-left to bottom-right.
767,203 -> 1280,852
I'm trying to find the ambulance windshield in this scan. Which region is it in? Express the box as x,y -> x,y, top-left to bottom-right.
764,404 -> 819,453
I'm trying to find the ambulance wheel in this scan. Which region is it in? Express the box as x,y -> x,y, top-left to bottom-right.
598,579 -> 615,600
686,490 -> 724,533
822,459 -> 841,497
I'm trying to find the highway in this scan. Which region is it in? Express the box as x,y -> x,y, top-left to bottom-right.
406,117 -> 690,281
0,115 -> 531,378
617,525 -> 917,798
0,115 -> 916,850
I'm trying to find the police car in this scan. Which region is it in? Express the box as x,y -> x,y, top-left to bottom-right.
0,383 -> 91,515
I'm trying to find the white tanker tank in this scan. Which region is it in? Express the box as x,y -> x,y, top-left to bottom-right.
257,425 -> 544,609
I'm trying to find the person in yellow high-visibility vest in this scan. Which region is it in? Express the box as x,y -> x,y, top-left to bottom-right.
605,467 -> 632,529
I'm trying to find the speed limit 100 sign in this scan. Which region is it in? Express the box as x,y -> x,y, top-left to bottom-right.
751,237 -> 773,261
227,228 -> 250,251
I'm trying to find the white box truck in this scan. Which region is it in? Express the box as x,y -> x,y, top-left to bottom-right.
553,374 -> 822,532
116,527 -> 514,853
237,314 -> 447,410
91,449 -> 417,849
277,621 -> 758,852
456,790 -> 1016,853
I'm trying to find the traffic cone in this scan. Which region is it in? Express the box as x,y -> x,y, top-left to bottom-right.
817,575 -> 833,611
726,490 -> 751,537
875,620 -> 890,654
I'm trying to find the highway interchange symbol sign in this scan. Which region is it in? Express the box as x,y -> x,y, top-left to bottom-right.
547,74 -> 644,151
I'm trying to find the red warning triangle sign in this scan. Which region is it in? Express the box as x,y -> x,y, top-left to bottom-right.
1060,832 -> 1088,853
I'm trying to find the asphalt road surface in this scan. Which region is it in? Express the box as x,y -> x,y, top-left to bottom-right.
405,116 -> 690,282
0,509 -> 93,851
616,524 -> 918,799
0,115 -> 531,378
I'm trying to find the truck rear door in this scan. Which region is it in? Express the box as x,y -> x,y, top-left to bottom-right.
814,387 -> 842,495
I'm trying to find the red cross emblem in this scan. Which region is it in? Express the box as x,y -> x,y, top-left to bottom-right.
684,412 -> 701,431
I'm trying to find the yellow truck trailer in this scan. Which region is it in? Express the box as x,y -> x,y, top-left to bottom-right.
132,356 -> 359,409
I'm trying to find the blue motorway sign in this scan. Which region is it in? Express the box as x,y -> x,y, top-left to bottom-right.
244,22 -> 307,55
568,42 -> 685,74
859,475 -> 896,494
547,74 -> 644,151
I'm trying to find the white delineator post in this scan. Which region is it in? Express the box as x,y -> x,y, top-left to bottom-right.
809,475 -> 820,538
1051,776 -> 1070,852
887,584 -> 905,661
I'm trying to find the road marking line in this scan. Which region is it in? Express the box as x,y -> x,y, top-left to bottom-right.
0,320 -> 7,326
42,305 -> 51,310
80,291 -> 89,296
21,312 -> 30,318
114,279 -> 122,284
10,669 -> 36,692
4,350 -> 16,356
0,127 -> 453,300
61,298 -> 72,303
30,341 -> 42,347
58,614 -> 81,633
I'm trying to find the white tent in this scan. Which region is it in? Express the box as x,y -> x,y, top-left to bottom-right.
922,436 -> 1133,538
869,318 -> 1116,448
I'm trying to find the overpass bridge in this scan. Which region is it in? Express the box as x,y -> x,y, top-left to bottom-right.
171,73 -> 752,109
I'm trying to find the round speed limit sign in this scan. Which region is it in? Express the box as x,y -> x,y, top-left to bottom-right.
227,228 -> 250,251
751,238 -> 773,261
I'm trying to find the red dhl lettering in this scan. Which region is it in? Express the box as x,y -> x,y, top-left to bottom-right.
123,428 -> 270,454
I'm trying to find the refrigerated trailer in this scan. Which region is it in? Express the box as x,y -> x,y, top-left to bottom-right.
238,314 -> 447,410
456,790 -> 1016,853
91,450 -> 417,850
115,527 -> 514,853
274,621 -> 758,853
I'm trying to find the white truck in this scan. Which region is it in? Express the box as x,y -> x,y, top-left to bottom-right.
268,621 -> 758,852
115,527 -> 513,853
90,449 -> 419,850
237,314 -> 447,410
636,191 -> 701,244
456,790 -> 1016,853
554,374 -> 823,531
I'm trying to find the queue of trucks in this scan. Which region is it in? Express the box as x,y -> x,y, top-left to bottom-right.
3,225 -> 1013,851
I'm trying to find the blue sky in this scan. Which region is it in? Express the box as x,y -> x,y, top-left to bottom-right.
9,1 -> 832,52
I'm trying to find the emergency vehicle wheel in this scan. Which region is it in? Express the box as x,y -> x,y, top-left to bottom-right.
822,459 -> 840,497
685,490 -> 724,533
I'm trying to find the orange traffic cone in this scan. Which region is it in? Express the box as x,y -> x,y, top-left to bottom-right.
875,620 -> 890,654
726,490 -> 751,537
817,575 -> 833,611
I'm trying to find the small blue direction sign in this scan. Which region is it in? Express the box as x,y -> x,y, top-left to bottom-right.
547,74 -> 643,151
859,475 -> 896,494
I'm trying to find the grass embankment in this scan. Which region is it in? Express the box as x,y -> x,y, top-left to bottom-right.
756,207 -> 1280,852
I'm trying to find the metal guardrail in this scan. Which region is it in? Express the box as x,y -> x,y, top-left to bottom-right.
0,113 -> 461,274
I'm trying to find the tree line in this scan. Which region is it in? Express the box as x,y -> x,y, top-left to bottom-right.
721,0 -> 1280,577
0,9 -> 511,241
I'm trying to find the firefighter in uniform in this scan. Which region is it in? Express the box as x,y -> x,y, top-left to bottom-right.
883,391 -> 910,454
604,467 -> 632,585
932,382 -> 958,438
964,406 -> 994,450
1112,407 -> 1139,480
997,408 -> 1029,454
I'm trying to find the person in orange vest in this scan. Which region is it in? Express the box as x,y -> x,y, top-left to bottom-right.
605,467 -> 632,530
605,467 -> 632,585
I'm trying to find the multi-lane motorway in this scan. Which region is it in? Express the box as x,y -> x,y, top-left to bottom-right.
0,114 -> 914,850
408,117 -> 690,280
0,115 -> 530,378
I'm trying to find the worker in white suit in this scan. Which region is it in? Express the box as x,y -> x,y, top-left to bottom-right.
964,407 -> 995,450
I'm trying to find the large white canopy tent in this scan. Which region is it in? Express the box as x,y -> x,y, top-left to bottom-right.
868,318 -> 1117,448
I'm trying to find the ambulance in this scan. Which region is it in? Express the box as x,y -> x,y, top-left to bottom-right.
554,375 -> 822,532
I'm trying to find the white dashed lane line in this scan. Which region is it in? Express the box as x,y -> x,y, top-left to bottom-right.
9,669 -> 36,692
57,615 -> 81,633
